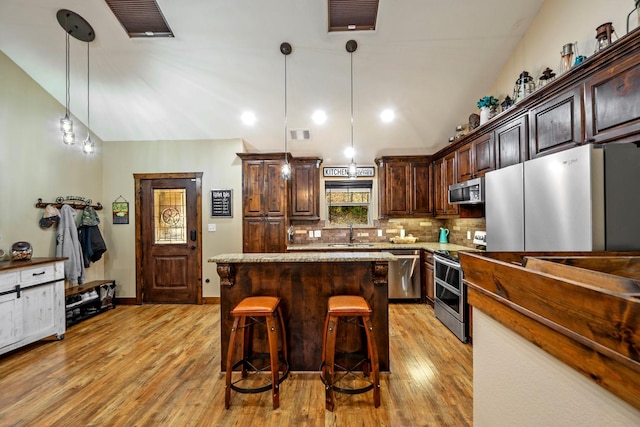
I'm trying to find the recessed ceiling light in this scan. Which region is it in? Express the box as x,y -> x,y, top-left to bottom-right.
312,110 -> 327,125
380,109 -> 395,123
241,111 -> 256,126
344,146 -> 355,158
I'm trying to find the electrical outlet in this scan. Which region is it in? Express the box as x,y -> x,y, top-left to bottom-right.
378,229 -> 383,237
467,231 -> 471,239
308,230 -> 314,238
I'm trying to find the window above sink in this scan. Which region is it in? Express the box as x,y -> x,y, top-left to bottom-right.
325,180 -> 373,227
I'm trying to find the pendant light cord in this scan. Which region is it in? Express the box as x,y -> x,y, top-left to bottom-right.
86,42 -> 90,133
350,50 -> 354,163
65,32 -> 71,116
284,53 -> 288,157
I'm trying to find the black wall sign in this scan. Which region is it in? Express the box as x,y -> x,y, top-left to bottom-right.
211,189 -> 233,217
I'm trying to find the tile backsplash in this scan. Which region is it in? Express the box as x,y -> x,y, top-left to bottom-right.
290,216 -> 486,249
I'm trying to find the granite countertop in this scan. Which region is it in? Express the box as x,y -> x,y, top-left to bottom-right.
209,251 -> 397,263
286,241 -> 480,252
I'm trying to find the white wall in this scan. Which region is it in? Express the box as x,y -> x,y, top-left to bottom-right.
102,139 -> 243,299
489,0 -> 637,101
0,50 -> 105,282
473,309 -> 640,426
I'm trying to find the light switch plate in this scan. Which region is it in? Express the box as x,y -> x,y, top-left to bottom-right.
208,224 -> 216,232
314,230 -> 321,237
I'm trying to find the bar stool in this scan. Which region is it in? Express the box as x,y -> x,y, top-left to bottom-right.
225,296 -> 289,409
320,295 -> 380,411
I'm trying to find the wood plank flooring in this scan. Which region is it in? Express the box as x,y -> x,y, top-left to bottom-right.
0,303 -> 472,426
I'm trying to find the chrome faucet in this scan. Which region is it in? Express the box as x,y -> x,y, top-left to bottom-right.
349,223 -> 355,243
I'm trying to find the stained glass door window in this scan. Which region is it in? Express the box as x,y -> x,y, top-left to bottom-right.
154,189 -> 187,244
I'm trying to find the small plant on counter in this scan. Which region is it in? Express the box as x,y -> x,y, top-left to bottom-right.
477,96 -> 500,109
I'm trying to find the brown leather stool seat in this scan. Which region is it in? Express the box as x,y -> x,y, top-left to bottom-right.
225,296 -> 289,409
320,295 -> 380,411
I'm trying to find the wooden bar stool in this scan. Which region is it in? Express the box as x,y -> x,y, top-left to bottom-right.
224,296 -> 289,409
320,295 -> 380,411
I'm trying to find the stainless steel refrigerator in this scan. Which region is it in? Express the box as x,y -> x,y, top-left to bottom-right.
486,143 -> 640,251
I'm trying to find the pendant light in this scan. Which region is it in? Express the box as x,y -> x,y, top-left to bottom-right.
346,40 -> 358,179
60,30 -> 74,144
82,41 -> 95,154
57,10 -> 95,148
280,42 -> 292,180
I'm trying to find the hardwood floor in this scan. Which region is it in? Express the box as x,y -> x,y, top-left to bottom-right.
0,303 -> 472,426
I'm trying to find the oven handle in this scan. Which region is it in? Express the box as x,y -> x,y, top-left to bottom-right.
434,255 -> 461,270
435,278 -> 461,295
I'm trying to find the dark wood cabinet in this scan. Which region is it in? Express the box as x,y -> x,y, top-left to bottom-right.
494,114 -> 528,169
456,133 -> 494,182
238,153 -> 290,253
584,52 -> 640,144
422,250 -> 434,305
433,152 -> 458,217
242,216 -> 287,253
241,157 -> 288,217
290,157 -> 322,220
529,86 -> 583,159
432,28 -> 640,176
377,156 -> 432,218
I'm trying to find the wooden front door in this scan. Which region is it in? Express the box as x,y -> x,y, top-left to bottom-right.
134,173 -> 202,304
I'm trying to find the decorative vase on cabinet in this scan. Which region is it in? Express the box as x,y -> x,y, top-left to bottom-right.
479,107 -> 491,125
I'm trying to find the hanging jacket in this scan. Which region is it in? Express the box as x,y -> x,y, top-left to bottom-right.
78,225 -> 107,268
56,205 -> 85,285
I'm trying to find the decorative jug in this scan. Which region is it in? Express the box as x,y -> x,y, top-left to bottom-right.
439,227 -> 450,243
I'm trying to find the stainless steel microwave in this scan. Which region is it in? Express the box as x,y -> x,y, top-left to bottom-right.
448,177 -> 485,204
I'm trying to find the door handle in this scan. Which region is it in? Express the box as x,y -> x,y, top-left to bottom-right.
190,245 -> 196,250
190,229 -> 196,241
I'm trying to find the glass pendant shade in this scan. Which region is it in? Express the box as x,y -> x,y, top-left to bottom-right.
60,114 -> 73,132
82,135 -> 95,154
348,161 -> 357,179
63,130 -> 75,145
281,162 -> 291,180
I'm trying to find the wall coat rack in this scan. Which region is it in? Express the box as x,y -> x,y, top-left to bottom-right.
35,197 -> 103,210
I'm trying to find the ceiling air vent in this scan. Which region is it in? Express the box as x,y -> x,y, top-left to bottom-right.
290,129 -> 311,140
328,0 -> 379,32
104,0 -> 174,37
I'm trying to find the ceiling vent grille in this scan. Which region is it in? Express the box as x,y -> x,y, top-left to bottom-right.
104,0 -> 174,37
328,0 -> 379,32
290,129 -> 311,140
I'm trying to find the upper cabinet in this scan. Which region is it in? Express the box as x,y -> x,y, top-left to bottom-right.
433,152 -> 458,217
584,52 -> 640,144
456,132 -> 494,182
290,157 -> 322,221
377,156 -> 432,218
494,114 -> 529,169
240,156 -> 288,217
529,86 -> 583,159
432,26 -> 640,176
238,153 -> 290,253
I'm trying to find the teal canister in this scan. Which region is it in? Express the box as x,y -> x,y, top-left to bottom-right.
439,227 -> 450,243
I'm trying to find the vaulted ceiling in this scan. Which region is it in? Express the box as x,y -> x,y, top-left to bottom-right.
0,0 -> 543,164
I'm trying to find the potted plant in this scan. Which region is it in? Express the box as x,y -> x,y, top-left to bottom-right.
477,96 -> 500,125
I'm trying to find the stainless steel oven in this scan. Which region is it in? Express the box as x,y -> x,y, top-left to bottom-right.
433,251 -> 468,342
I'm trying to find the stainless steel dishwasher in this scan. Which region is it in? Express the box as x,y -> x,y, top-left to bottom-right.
388,249 -> 421,300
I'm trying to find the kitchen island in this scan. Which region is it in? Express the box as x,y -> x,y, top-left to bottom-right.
209,251 -> 396,371
460,251 -> 640,425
